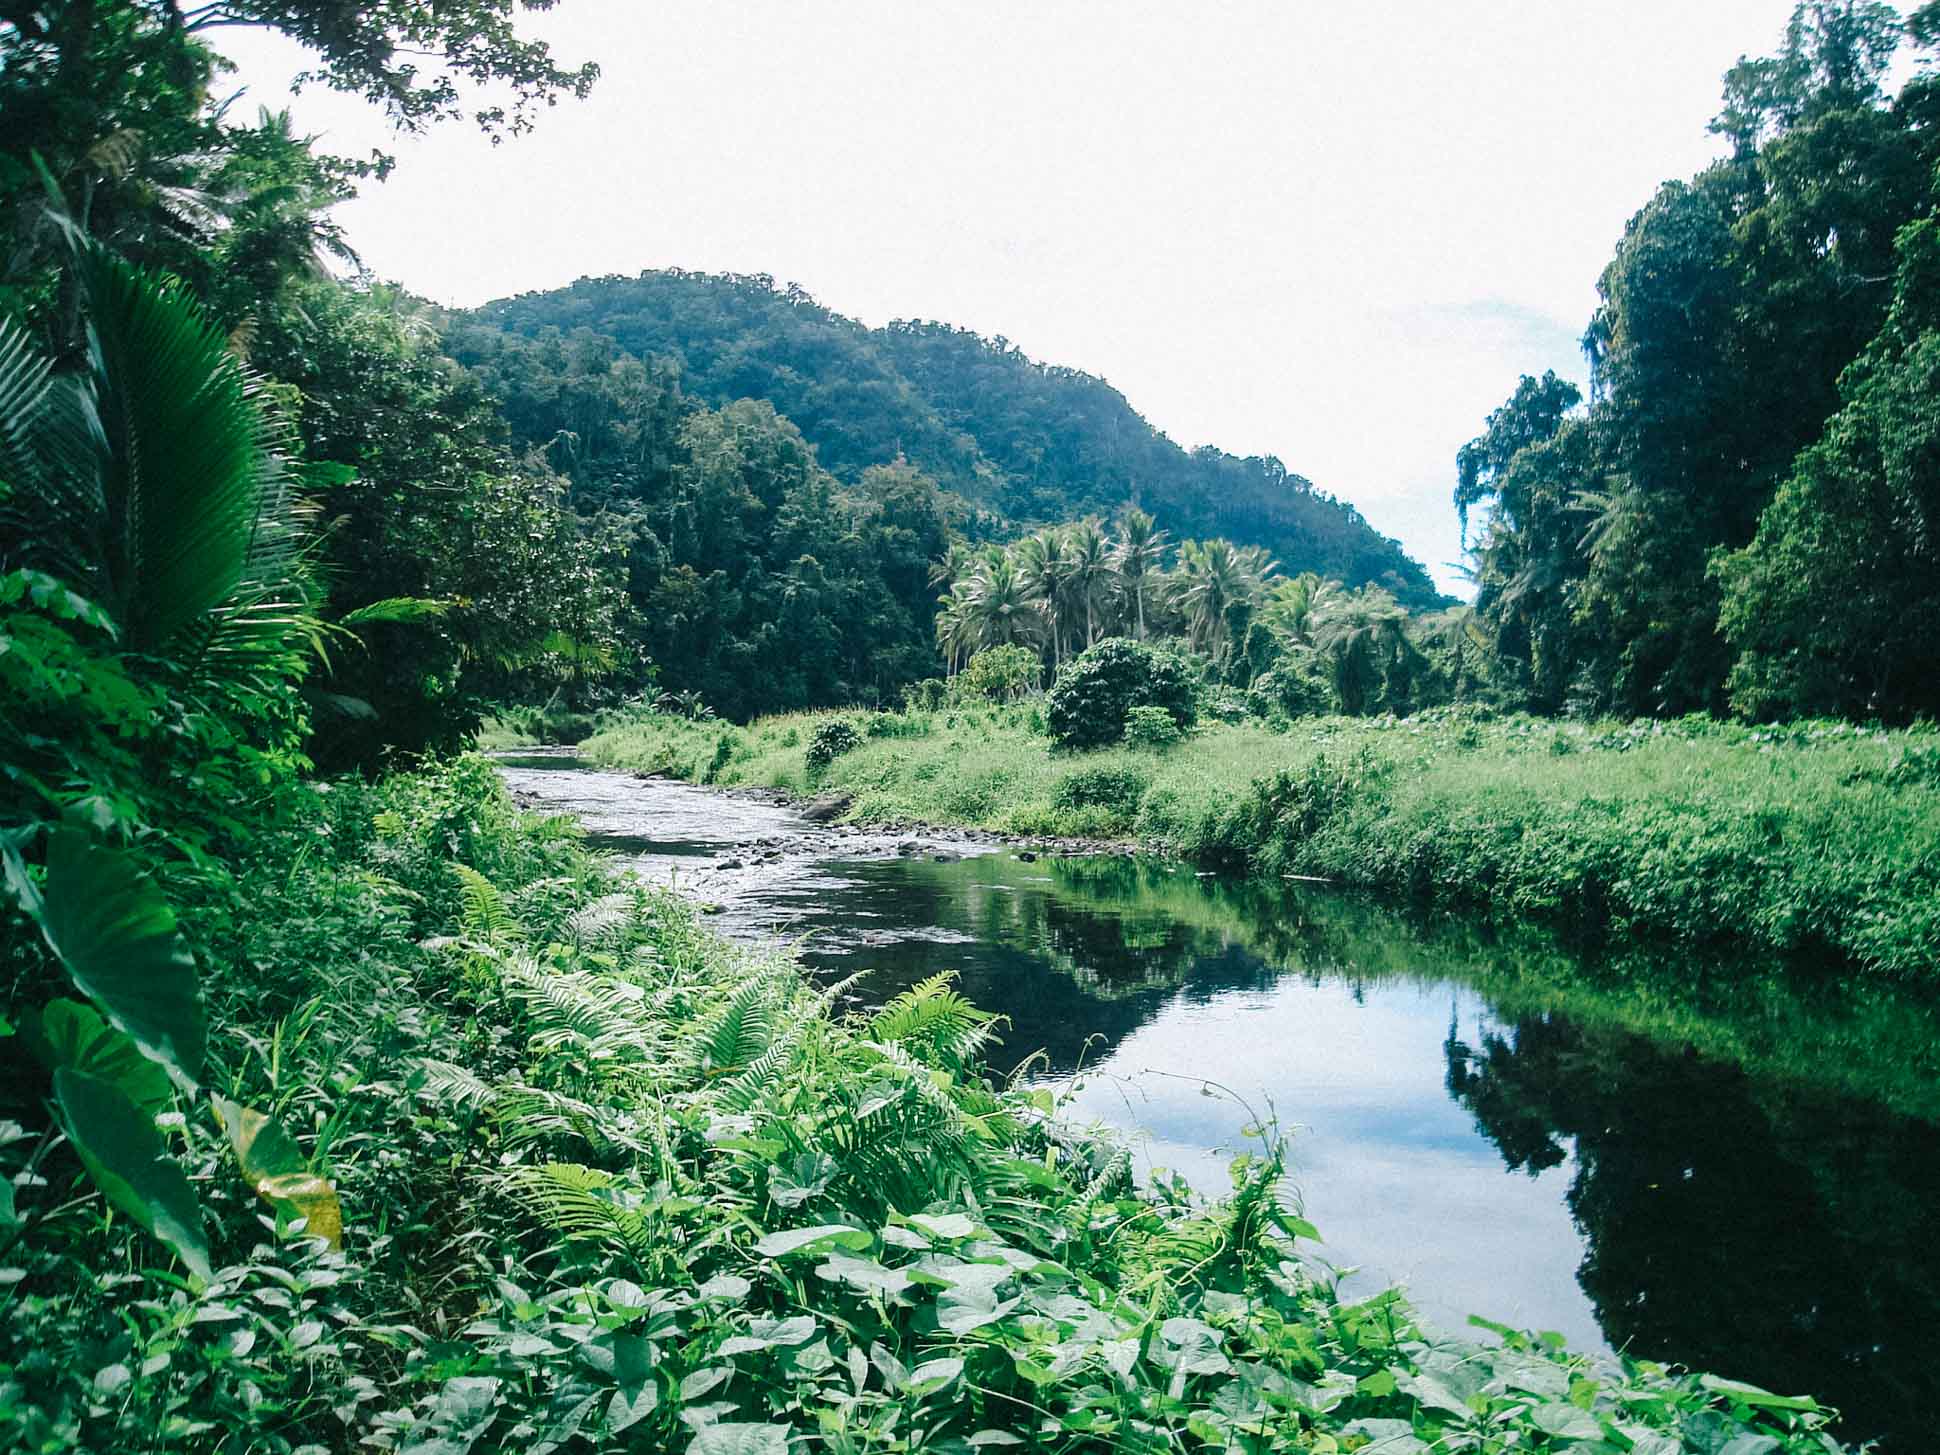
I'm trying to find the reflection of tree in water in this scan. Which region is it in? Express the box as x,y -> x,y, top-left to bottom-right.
1445,1013 -> 1940,1451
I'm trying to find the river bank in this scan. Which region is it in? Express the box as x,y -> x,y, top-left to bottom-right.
580,705 -> 1940,979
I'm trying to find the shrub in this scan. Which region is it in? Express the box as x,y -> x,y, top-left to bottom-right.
806,719 -> 863,770
1123,704 -> 1184,749
1052,764 -> 1150,816
1203,686 -> 1250,723
1046,637 -> 1196,749
958,644 -> 1041,703
902,677 -> 949,711
1247,662 -> 1337,720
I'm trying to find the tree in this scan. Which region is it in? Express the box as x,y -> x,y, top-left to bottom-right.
1111,505 -> 1168,639
1064,517 -> 1117,649
1171,537 -> 1271,662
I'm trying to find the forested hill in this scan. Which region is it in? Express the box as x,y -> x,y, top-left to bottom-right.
450,270 -> 1443,607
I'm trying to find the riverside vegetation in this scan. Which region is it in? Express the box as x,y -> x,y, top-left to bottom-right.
582,691 -> 1940,980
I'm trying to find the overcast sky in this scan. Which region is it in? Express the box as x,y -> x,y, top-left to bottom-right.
221,2 -> 1817,595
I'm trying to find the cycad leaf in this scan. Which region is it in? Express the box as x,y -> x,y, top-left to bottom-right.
38,826 -> 204,1085
54,1067 -> 210,1280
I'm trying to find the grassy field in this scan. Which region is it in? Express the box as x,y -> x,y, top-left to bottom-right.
583,706 -> 1940,978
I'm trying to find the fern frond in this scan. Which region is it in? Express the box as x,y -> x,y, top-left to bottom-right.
451,863 -> 516,942
502,1163 -> 656,1261
415,1057 -> 498,1111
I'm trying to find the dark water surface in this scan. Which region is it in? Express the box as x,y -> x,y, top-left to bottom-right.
498,751 -> 1940,1449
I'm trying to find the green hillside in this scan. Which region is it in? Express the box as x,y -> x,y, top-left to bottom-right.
450,271 -> 1443,606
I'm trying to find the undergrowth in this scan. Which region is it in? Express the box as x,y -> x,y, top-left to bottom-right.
0,759 -> 1854,1451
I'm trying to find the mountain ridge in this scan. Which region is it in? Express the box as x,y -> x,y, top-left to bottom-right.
454,269 -> 1446,607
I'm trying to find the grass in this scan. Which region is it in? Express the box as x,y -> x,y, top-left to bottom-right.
583,705 -> 1940,978
0,758 -> 1863,1452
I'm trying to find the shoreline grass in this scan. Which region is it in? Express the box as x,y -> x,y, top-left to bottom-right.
582,705 -> 1940,979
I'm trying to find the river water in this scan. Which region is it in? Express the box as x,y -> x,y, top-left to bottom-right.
496,750 -> 1940,1450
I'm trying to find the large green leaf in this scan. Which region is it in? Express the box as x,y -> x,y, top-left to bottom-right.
37,826 -> 204,1084
54,1067 -> 210,1280
25,998 -> 171,1116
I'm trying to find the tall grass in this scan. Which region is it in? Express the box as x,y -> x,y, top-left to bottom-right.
584,707 -> 1940,977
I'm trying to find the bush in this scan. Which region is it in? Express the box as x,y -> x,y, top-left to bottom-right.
958,644 -> 1041,703
1247,662 -> 1337,720
806,718 -> 863,770
1123,704 -> 1184,749
1052,764 -> 1150,816
902,677 -> 949,711
1045,637 -> 1196,749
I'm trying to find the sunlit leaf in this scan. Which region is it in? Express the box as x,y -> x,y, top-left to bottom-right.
211,1096 -> 342,1248
25,998 -> 171,1116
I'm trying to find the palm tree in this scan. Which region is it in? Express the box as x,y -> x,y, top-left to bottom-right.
1112,507 -> 1168,639
1260,571 -> 1334,647
1171,538 -> 1271,661
1013,528 -> 1077,668
936,547 -> 1048,664
1064,518 -> 1117,649
1310,584 -> 1416,714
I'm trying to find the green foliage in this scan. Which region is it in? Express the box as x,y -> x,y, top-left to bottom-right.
457,273 -> 1443,608
956,643 -> 1040,702
1458,4 -> 1940,722
805,718 -> 863,771
1052,764 -> 1150,817
1122,704 -> 1184,750
1046,637 -> 1196,750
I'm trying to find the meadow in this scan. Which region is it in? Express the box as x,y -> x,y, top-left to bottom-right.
583,706 -> 1940,978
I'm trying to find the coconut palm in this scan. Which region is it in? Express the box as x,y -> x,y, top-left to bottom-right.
1171,538 -> 1272,661
948,548 -> 1045,656
1064,517 -> 1117,649
1112,506 -> 1169,639
1260,571 -> 1334,647
1013,528 -> 1077,668
1310,584 -> 1416,714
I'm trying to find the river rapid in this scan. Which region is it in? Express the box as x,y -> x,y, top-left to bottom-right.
496,749 -> 1940,1450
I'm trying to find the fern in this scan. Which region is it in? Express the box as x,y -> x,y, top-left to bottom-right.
450,862 -> 516,943
502,1163 -> 657,1262
868,973 -> 1000,1073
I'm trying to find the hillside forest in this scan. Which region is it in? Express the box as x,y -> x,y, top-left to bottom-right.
1,1 -> 1938,1452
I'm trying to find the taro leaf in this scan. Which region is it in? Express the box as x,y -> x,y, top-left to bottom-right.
1338,1420 -> 1428,1454
607,1381 -> 658,1435
211,1096 -> 342,1248
38,826 -> 203,1084
1530,1402 -> 1603,1441
53,1067 -> 209,1279
768,1152 -> 836,1209
752,1223 -> 871,1258
907,1211 -> 977,1241
688,1422 -> 791,1455
25,998 -> 171,1115
400,1375 -> 501,1455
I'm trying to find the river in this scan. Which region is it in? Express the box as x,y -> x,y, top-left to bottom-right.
497,749 -> 1940,1450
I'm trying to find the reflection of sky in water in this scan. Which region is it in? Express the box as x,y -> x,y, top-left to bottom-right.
1055,978 -> 1602,1350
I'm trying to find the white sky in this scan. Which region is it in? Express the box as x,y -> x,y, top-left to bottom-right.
219,2 -> 1819,596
